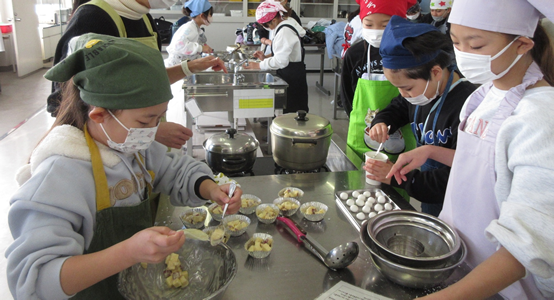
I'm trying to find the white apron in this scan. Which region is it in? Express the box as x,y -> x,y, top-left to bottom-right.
440,62 -> 546,299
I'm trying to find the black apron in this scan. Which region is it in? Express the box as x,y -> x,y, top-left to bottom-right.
272,24 -> 309,113
73,126 -> 158,299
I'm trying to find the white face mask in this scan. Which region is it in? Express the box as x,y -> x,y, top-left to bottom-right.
407,12 -> 420,20
148,0 -> 178,9
454,36 -> 522,85
431,15 -> 445,22
100,111 -> 159,154
405,79 -> 441,106
362,28 -> 384,48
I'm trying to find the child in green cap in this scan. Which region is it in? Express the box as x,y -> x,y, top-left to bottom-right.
5,33 -> 242,300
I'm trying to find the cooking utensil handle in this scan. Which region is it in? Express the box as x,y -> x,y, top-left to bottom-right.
291,139 -> 317,145
277,217 -> 305,243
222,157 -> 246,164
302,234 -> 330,258
188,92 -> 229,97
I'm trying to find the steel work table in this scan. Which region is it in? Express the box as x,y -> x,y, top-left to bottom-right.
154,169 -> 501,300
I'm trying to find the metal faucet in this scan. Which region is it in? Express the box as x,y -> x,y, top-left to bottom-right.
233,59 -> 249,85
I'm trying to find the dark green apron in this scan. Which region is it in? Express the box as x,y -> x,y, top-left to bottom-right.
73,126 -> 158,299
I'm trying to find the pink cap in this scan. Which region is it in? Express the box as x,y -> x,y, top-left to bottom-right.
256,0 -> 287,24
449,0 -> 553,37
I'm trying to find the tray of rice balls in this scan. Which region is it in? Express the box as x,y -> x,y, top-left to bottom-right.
335,189 -> 401,232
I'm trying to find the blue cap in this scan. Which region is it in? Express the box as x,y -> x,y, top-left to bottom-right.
380,15 -> 441,70
184,0 -> 212,17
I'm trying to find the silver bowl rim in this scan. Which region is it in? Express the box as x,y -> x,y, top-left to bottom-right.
366,210 -> 462,264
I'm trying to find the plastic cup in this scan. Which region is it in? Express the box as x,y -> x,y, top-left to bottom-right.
365,151 -> 388,185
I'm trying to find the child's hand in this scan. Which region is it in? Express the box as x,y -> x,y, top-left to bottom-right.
124,227 -> 185,265
210,183 -> 242,214
202,44 -> 213,53
363,159 -> 393,185
155,122 -> 193,149
369,122 -> 389,143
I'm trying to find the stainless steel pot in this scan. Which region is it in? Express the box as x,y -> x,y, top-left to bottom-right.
203,129 -> 259,173
270,110 -> 333,171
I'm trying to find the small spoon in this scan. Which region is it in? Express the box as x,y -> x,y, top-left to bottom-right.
374,125 -> 391,156
211,182 -> 236,246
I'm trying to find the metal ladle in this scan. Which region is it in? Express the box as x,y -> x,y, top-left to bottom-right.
277,217 -> 359,270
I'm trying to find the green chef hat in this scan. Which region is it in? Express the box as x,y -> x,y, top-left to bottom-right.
44,33 -> 173,110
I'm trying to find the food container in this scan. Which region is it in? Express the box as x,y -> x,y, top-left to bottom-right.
222,215 -> 251,236
208,202 -> 226,222
335,189 -> 400,231
255,204 -> 280,224
273,197 -> 300,217
180,208 -> 207,229
203,226 -> 231,244
300,202 -> 328,222
367,210 -> 462,268
118,238 -> 237,299
203,128 -> 259,174
239,194 -> 261,215
244,233 -> 273,258
0,24 -> 12,34
360,221 -> 467,289
277,187 -> 304,199
270,110 -> 333,171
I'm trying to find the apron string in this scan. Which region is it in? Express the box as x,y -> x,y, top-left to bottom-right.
84,124 -> 112,212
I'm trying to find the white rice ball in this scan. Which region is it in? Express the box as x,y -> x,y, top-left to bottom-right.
368,212 -> 377,218
339,192 -> 348,200
363,191 -> 372,197
377,196 -> 386,203
346,199 -> 355,206
362,206 -> 372,213
357,195 -> 366,202
374,203 -> 384,211
366,197 -> 376,204
384,203 -> 392,211
352,191 -> 360,197
349,205 -> 359,212
355,198 -> 365,206
356,212 -> 366,220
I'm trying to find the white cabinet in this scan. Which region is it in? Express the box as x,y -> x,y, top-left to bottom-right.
40,24 -> 66,60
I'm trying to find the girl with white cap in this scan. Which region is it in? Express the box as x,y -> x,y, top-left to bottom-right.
388,0 -> 554,298
165,0 -> 214,66
245,0 -> 309,113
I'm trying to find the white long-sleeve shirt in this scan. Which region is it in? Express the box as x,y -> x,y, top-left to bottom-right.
260,19 -> 305,71
461,86 -> 554,298
164,20 -> 205,67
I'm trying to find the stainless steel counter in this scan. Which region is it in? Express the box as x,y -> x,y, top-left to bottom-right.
154,170 -> 499,300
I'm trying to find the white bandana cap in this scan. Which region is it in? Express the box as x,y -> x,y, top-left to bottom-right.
449,0 -> 553,37
430,0 -> 451,9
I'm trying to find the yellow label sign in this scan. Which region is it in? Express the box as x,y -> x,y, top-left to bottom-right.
238,98 -> 273,109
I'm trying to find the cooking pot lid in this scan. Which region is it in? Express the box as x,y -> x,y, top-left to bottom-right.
270,110 -> 333,139
203,128 -> 259,154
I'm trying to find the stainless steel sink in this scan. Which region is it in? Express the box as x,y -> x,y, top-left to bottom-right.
184,72 -> 285,86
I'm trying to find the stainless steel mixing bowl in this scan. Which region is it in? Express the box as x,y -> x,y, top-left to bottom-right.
367,210 -> 461,268
361,220 -> 466,289
118,238 -> 237,300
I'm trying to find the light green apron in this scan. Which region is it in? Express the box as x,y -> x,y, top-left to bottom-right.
72,125 -> 159,299
346,78 -> 417,200
83,0 -> 159,50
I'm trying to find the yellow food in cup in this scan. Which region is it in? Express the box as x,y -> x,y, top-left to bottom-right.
247,237 -> 273,252
212,205 -> 223,214
241,198 -> 259,208
283,188 -> 299,198
278,200 -> 298,211
257,206 -> 278,219
226,219 -> 248,232
182,212 -> 205,224
305,206 -> 325,215
163,253 -> 189,288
